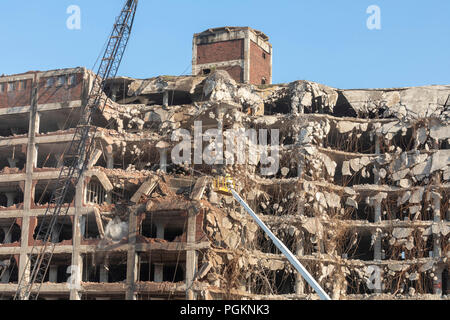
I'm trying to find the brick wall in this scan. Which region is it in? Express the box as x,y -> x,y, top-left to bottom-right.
195,38 -> 271,85
0,79 -> 33,108
196,39 -> 244,65
37,73 -> 84,105
216,65 -> 243,83
250,40 -> 271,85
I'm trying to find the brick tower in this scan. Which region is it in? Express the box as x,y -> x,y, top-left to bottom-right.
192,27 -> 272,85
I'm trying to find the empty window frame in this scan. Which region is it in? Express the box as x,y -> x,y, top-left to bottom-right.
19,80 -> 27,91
67,75 -> 77,86
56,76 -> 66,87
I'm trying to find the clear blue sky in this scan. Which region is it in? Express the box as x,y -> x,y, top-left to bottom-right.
1,0 -> 449,89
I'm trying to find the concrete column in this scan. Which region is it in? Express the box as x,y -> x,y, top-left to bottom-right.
430,140 -> 443,294
163,91 -> 169,107
159,149 -> 168,173
432,191 -> 442,223
155,222 -> 165,240
18,254 -> 31,299
35,112 -> 40,134
432,192 -> 442,258
83,183 -> 90,205
17,85 -> 38,299
375,134 -> 381,154
216,105 -> 226,172
69,174 -> 85,300
297,160 -> 304,179
49,266 -> 58,283
33,145 -> 38,168
192,37 -> 198,76
79,215 -> 86,238
373,231 -> 382,261
2,227 -> 12,244
156,141 -> 170,173
216,105 -> 225,132
105,146 -> 114,169
373,134 -> 382,294
105,191 -> 112,205
433,236 -> 442,259
374,134 -> 381,184
154,263 -> 164,283
374,199 -> 382,245
7,158 -> 18,168
296,160 -> 305,294
68,76 -> 92,301
296,159 -> 305,216
292,97 -> 301,115
374,136 -> 382,225
5,192 -> 16,208
181,265 -> 187,282
106,155 -> 114,169
373,200 -> 382,294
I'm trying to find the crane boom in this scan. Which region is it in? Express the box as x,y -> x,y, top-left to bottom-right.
14,0 -> 138,300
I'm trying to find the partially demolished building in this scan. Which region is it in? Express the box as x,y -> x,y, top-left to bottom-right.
0,28 -> 449,300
